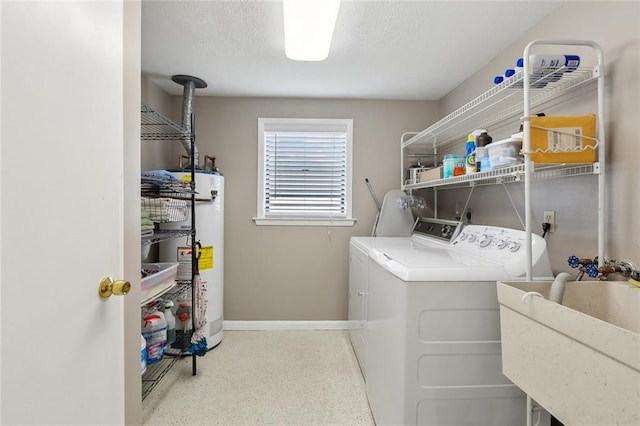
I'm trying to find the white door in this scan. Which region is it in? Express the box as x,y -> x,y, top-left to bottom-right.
1,1 -> 141,424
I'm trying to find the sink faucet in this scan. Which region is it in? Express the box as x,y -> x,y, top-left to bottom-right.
598,265 -> 622,280
568,255 -> 637,281
567,255 -> 599,280
598,259 -> 635,281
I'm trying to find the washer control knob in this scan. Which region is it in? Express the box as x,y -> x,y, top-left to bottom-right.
468,234 -> 477,243
459,233 -> 468,241
497,240 -> 508,250
508,242 -> 521,253
479,235 -> 492,248
442,225 -> 454,239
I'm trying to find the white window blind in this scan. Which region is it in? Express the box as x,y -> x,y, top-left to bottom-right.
256,118 -> 354,226
265,130 -> 346,217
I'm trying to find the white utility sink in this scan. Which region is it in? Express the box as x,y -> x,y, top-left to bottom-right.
497,280 -> 640,425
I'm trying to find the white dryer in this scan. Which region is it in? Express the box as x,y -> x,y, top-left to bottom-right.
356,218 -> 553,426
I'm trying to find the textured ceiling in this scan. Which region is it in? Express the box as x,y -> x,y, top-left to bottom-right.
142,0 -> 563,100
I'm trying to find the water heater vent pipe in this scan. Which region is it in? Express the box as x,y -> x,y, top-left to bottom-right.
172,74 -> 207,168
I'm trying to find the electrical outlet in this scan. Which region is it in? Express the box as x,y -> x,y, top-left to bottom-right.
543,210 -> 556,233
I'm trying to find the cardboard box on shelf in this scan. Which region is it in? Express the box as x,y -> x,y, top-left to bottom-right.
417,167 -> 442,183
529,114 -> 597,164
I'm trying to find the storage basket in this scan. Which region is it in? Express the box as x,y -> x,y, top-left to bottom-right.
488,138 -> 523,169
141,262 -> 179,291
141,197 -> 191,223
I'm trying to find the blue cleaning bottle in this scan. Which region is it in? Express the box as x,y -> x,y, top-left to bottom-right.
465,134 -> 476,174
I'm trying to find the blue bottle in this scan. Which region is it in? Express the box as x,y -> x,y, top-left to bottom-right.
465,134 -> 476,174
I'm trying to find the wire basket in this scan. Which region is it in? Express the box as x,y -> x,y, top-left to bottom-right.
141,197 -> 191,223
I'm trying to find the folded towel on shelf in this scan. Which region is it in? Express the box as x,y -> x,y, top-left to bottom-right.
141,218 -> 154,227
141,215 -> 155,233
141,208 -> 149,219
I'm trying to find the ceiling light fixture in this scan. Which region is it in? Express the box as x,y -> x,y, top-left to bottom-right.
283,0 -> 341,61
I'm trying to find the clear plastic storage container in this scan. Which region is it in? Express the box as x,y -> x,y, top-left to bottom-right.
488,138 -> 522,169
141,262 -> 179,291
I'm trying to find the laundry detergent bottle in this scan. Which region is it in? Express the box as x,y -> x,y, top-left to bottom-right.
164,301 -> 176,346
465,134 -> 476,174
141,335 -> 148,375
142,310 -> 167,365
172,299 -> 192,351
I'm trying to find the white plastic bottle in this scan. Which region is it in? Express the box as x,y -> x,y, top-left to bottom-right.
173,300 -> 192,351
142,310 -> 167,365
495,54 -> 580,88
516,54 -> 580,84
502,68 -> 547,89
164,301 -> 176,345
517,54 -> 580,72
141,335 -> 148,375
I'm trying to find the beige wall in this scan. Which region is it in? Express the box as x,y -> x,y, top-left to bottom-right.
434,1 -> 640,273
180,97 -> 438,320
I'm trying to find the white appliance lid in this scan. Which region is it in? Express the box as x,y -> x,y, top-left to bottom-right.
368,243 -> 515,281
353,222 -> 553,282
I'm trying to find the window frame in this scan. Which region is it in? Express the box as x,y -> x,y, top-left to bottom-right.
255,117 -> 355,226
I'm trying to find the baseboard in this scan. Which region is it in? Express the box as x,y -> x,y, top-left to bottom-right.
223,320 -> 349,331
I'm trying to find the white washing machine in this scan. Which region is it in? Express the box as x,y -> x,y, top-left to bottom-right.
356,218 -> 553,426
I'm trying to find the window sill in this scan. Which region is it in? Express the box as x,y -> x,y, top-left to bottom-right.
253,218 -> 356,227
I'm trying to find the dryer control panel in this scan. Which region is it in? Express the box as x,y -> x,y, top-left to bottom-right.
411,218 -> 462,243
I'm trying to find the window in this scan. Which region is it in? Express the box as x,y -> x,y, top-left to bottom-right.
255,118 -> 354,226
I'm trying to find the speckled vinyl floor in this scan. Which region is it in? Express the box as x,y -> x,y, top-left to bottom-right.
142,330 -> 375,426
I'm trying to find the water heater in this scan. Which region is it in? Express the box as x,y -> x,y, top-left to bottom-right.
160,170 -> 224,349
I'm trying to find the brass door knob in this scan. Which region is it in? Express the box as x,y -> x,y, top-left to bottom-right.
99,277 -> 131,298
